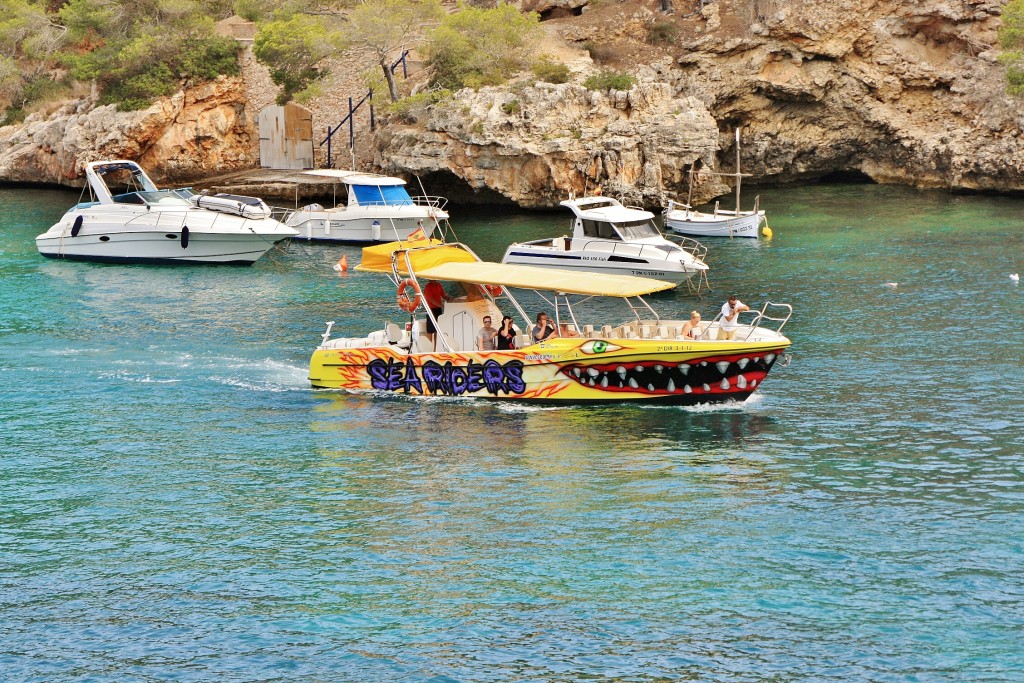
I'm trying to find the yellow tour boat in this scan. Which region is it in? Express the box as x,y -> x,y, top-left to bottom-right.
309,239 -> 792,404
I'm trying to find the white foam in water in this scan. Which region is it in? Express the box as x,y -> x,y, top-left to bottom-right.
207,356 -> 310,392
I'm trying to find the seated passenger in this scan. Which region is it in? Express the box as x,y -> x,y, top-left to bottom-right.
532,312 -> 558,342
559,324 -> 580,338
477,316 -> 497,351
681,311 -> 703,340
496,316 -> 518,350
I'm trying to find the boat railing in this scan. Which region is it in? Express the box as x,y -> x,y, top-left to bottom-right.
569,236 -> 708,268
744,301 -> 792,337
574,237 -> 684,263
270,205 -> 298,224
705,302 -> 792,340
411,195 -> 448,211
662,233 -> 708,261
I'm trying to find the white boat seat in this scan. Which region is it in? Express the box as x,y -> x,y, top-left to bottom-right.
639,325 -> 652,339
385,322 -> 402,344
513,334 -> 532,348
655,326 -> 668,339
601,324 -> 614,338
582,324 -> 595,337
412,335 -> 434,353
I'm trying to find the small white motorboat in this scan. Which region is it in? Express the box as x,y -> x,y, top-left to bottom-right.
35,161 -> 297,265
500,195 -> 709,288
280,170 -> 449,243
664,128 -> 768,239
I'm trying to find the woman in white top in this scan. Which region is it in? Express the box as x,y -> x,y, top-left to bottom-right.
680,311 -> 703,340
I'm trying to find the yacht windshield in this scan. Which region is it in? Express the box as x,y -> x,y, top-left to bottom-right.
351,184 -> 414,206
114,190 -> 191,207
581,219 -> 618,239
614,219 -> 661,240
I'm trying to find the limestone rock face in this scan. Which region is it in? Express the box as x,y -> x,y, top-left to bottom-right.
376,80 -> 722,208
666,0 -> 1021,191
0,76 -> 257,187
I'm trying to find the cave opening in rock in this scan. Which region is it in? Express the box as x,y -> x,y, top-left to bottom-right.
414,171 -> 517,208
816,170 -> 875,184
539,6 -> 584,21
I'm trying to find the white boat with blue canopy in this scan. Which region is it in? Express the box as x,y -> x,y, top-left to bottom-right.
280,169 -> 450,243
501,195 -> 710,289
35,160 -> 297,265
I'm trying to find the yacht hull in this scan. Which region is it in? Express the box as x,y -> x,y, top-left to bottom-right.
501,250 -> 701,284
36,231 -> 289,265
288,209 -> 445,243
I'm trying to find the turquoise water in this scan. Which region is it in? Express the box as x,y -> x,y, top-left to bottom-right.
2,184 -> 1023,681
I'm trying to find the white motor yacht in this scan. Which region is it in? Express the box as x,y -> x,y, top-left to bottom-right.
500,195 -> 709,287
282,170 -> 449,243
35,161 -> 297,265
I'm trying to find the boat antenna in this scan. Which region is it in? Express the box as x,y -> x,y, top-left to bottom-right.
734,127 -> 742,216
686,161 -> 695,213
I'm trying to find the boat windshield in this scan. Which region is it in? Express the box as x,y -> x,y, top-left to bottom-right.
112,190 -> 192,207
581,219 -> 618,240
614,219 -> 661,240
351,184 -> 414,207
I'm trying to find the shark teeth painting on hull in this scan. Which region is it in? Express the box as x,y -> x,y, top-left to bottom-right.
558,350 -> 783,397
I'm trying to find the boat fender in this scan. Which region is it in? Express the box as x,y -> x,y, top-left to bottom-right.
762,225 -> 773,240
397,278 -> 422,313
71,215 -> 83,237
181,225 -> 190,249
486,284 -> 503,297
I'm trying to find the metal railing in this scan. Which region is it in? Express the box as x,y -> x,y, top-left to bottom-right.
321,50 -> 411,168
707,301 -> 793,340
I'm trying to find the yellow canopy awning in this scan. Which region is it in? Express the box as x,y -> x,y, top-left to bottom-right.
356,239 -> 476,274
416,261 -> 676,297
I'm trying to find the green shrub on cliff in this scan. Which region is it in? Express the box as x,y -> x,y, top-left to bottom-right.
583,70 -> 634,92
0,0 -> 69,119
59,0 -> 242,110
348,0 -> 444,102
999,0 -> 1024,95
532,56 -> 570,84
0,0 -> 248,119
254,13 -> 347,105
426,4 -> 542,90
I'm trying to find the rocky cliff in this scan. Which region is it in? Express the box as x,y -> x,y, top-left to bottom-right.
377,80 -> 722,208
0,76 -> 258,187
537,0 -> 1020,193
1,0 -> 1022,204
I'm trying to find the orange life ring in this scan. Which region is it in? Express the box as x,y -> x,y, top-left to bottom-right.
396,278 -> 422,313
485,284 -> 503,297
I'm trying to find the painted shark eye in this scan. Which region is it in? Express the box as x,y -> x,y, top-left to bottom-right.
579,340 -> 620,355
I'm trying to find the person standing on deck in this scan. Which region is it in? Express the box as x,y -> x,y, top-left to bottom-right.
423,279 -> 450,347
717,295 -> 749,340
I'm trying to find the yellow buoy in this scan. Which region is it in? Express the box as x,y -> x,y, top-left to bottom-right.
762,225 -> 773,240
